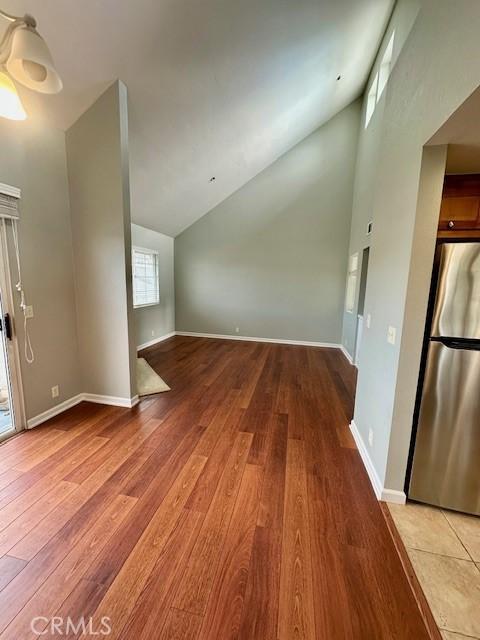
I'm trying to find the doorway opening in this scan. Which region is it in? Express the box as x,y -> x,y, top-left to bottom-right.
0,186 -> 27,443
0,292 -> 13,436
354,246 -> 370,365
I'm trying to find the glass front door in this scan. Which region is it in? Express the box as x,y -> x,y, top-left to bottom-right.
0,290 -> 14,437
0,219 -> 25,442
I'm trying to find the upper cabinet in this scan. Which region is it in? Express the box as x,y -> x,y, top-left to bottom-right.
439,175 -> 480,231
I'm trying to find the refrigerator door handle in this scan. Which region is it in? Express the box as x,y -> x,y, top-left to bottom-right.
432,336 -> 480,351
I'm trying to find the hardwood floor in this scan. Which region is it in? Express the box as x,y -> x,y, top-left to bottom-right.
0,336 -> 431,639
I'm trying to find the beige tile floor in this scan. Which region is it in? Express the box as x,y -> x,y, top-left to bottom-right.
388,502 -> 480,639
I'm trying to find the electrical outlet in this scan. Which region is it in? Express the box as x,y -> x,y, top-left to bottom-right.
151,330 -> 155,337
24,305 -> 34,319
368,428 -> 374,447
366,313 -> 371,329
387,326 -> 396,345
235,327 -> 240,333
51,385 -> 59,399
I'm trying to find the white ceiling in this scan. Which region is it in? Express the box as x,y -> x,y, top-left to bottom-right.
2,0 -> 393,236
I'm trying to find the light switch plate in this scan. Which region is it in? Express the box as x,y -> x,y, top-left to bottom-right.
387,326 -> 396,345
24,305 -> 34,319
366,314 -> 371,329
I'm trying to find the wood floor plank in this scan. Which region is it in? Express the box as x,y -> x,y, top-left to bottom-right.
36,402 -> 107,433
0,486 -> 137,634
238,346 -> 269,409
89,453 -> 207,640
84,423 -> 205,589
0,469 -> 23,492
12,435 -> 87,475
307,475 -> 359,639
192,389 -> 242,458
49,579 -> 106,639
79,420 -> 162,492
0,476 -> 62,531
239,525 -> 280,640
159,609 -> 203,640
0,493 -> 137,640
94,405 -> 152,439
120,419 -> 203,498
11,406 -> 113,473
65,417 -> 161,485
9,484 -> 97,562
256,412 -> 288,529
0,427 -> 56,460
278,438 -> 316,640
198,463 -> 263,640
239,413 -> 288,640
173,431 -> 253,615
0,429 -> 66,474
0,434 -> 108,513
118,509 -> 204,640
23,434 -> 110,483
0,556 -> 27,592
185,406 -> 245,513
0,480 -> 77,556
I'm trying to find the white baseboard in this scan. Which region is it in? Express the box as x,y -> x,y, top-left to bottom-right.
176,331 -> 342,350
82,393 -> 139,409
349,420 -> 406,504
27,394 -> 84,429
340,345 -> 354,365
381,488 -> 407,504
349,419 -> 383,499
137,331 -> 176,351
27,392 -> 139,429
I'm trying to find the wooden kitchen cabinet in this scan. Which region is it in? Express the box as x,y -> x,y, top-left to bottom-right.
438,174 -> 480,231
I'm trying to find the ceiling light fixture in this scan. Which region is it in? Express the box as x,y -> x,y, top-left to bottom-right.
0,7 -> 62,120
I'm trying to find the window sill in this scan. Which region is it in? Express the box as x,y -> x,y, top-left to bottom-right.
134,302 -> 160,309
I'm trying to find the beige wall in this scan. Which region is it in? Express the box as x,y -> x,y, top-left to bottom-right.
341,0 -> 421,359
0,117 -> 81,420
175,100 -> 361,344
131,224 -> 175,348
66,81 -> 136,401
347,0 -> 480,493
384,145 -> 446,489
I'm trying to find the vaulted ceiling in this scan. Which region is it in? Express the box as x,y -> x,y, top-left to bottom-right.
3,0 -> 393,235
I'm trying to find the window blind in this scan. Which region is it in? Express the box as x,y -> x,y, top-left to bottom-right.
0,183 -> 20,220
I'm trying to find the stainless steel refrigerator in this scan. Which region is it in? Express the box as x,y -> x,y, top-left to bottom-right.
409,242 -> 480,515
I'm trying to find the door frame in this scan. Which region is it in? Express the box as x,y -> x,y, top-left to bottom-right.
0,219 -> 26,442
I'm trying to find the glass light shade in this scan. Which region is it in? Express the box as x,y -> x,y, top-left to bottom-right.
0,71 -> 26,120
6,26 -> 62,94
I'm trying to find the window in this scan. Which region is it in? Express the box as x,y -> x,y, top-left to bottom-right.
132,247 -> 159,308
377,32 -> 395,101
365,73 -> 378,128
364,30 -> 395,128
